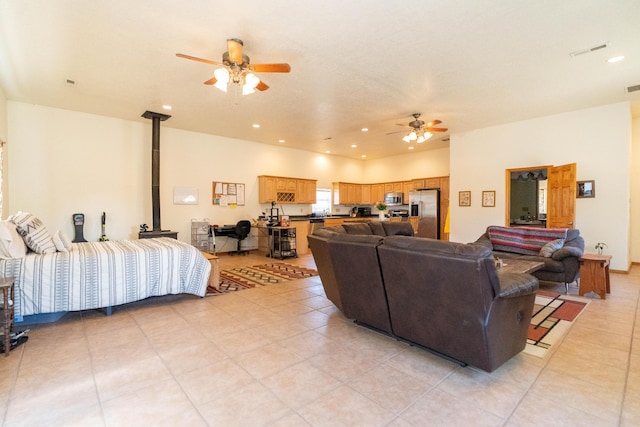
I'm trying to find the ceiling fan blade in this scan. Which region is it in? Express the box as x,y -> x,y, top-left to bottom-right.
176,53 -> 220,66
227,38 -> 244,64
251,63 -> 291,73
386,130 -> 406,135
426,120 -> 442,127
425,127 -> 448,132
204,76 -> 218,85
256,81 -> 270,91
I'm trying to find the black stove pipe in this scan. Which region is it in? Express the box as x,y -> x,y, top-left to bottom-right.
141,110 -> 171,233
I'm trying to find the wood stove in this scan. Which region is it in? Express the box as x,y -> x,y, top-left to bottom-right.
139,110 -> 177,239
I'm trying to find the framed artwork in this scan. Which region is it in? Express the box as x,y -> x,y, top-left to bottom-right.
577,180 -> 595,198
482,190 -> 496,207
459,191 -> 471,206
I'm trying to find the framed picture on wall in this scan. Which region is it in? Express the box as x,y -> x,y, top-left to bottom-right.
482,190 -> 496,207
577,180 -> 595,198
459,191 -> 471,206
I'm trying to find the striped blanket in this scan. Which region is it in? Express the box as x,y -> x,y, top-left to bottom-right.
0,238 -> 210,318
487,226 -> 568,256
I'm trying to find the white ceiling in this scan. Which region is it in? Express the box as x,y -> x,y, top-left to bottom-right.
1,0 -> 639,160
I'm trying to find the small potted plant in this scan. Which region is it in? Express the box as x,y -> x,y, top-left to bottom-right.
376,201 -> 387,220
595,242 -> 607,255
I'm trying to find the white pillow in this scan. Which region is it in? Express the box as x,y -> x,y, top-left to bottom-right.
0,220 -> 28,258
52,230 -> 73,252
8,211 -> 56,254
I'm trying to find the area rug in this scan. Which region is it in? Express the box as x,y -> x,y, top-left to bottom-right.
523,289 -> 590,358
205,262 -> 318,296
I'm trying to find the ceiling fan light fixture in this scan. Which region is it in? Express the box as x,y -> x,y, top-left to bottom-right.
242,72 -> 260,95
409,131 -> 417,141
213,68 -> 229,92
402,135 -> 411,143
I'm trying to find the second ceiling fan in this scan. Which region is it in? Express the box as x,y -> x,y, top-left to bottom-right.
391,113 -> 448,143
176,38 -> 291,95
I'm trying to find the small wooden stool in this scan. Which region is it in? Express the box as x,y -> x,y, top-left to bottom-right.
200,252 -> 220,290
579,254 -> 612,299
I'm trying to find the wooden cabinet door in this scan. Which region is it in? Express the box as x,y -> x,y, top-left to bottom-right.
384,183 -> 394,192
412,179 -> 425,189
425,178 -> 440,189
294,221 -> 309,255
347,183 -> 361,204
275,177 -> 287,191
439,177 -> 450,202
548,163 -> 576,228
371,184 -> 385,204
306,180 -> 317,204
361,184 -> 372,204
296,180 -> 307,203
403,181 -> 412,203
259,176 -> 277,203
393,182 -> 403,192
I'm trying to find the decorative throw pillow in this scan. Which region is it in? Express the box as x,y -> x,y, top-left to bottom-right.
539,239 -> 565,258
8,211 -> 57,254
0,220 -> 28,258
52,230 -> 73,252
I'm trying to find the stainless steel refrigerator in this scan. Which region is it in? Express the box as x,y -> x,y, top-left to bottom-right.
409,189 -> 440,239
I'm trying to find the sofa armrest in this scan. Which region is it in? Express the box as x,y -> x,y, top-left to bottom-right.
497,272 -> 539,298
551,235 -> 584,261
474,233 -> 493,250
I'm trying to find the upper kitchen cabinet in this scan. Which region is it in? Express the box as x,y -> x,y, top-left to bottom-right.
259,175 -> 317,204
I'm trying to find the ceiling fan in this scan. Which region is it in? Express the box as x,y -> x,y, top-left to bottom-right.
389,113 -> 448,143
176,38 -> 291,95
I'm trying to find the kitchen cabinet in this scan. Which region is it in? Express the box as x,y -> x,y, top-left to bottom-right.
371,184 -> 385,204
403,181 -> 412,203
425,178 -> 440,189
360,184 -> 372,204
293,220 -> 310,255
259,175 -> 316,204
412,179 -> 425,190
347,183 -> 361,204
332,182 -> 361,204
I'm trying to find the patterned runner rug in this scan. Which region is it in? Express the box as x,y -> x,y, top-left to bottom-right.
205,262 -> 318,296
523,289 -> 590,358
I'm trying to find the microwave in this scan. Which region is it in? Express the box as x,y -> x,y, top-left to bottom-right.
384,192 -> 404,206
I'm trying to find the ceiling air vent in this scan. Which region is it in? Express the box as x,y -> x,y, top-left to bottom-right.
627,84 -> 640,93
569,42 -> 608,58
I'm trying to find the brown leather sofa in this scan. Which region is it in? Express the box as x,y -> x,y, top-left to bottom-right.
308,223 -> 539,372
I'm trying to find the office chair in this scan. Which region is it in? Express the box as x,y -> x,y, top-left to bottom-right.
228,220 -> 251,255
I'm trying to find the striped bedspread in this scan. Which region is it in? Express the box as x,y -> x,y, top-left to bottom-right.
0,238 -> 210,317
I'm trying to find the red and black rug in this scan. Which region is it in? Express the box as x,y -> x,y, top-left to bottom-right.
205,262 -> 318,296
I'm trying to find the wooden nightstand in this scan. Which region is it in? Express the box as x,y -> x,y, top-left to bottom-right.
579,254 -> 612,299
0,277 -> 15,356
200,252 -> 220,290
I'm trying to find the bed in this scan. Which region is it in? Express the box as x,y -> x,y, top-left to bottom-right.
0,237 -> 211,321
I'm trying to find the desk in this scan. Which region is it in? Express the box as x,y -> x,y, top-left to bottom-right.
579,254 -> 612,299
0,277 -> 15,356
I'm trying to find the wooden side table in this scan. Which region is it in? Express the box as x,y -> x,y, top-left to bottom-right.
200,252 -> 220,290
0,277 -> 15,356
579,254 -> 612,299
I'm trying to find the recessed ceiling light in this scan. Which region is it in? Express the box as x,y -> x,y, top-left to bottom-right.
325,150 -> 331,154
252,124 -> 260,128
361,155 -> 367,158
162,105 -> 172,110
278,139 -> 285,143
361,128 -> 368,132
351,144 -> 357,148
408,146 -> 414,150
608,55 -> 625,63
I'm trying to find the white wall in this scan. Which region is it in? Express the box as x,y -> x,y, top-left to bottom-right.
0,87 -> 7,217
449,102 -> 631,271
6,102 -> 363,242
361,147 -> 450,183
631,116 -> 640,263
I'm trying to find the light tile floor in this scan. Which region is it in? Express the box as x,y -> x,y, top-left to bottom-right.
0,252 -> 638,426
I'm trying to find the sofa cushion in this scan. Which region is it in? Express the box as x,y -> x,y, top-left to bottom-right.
314,225 -> 346,237
384,235 -> 492,259
342,223 -> 373,235
381,222 -> 414,236
539,239 -> 565,257
487,226 -> 568,256
368,221 -> 386,236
